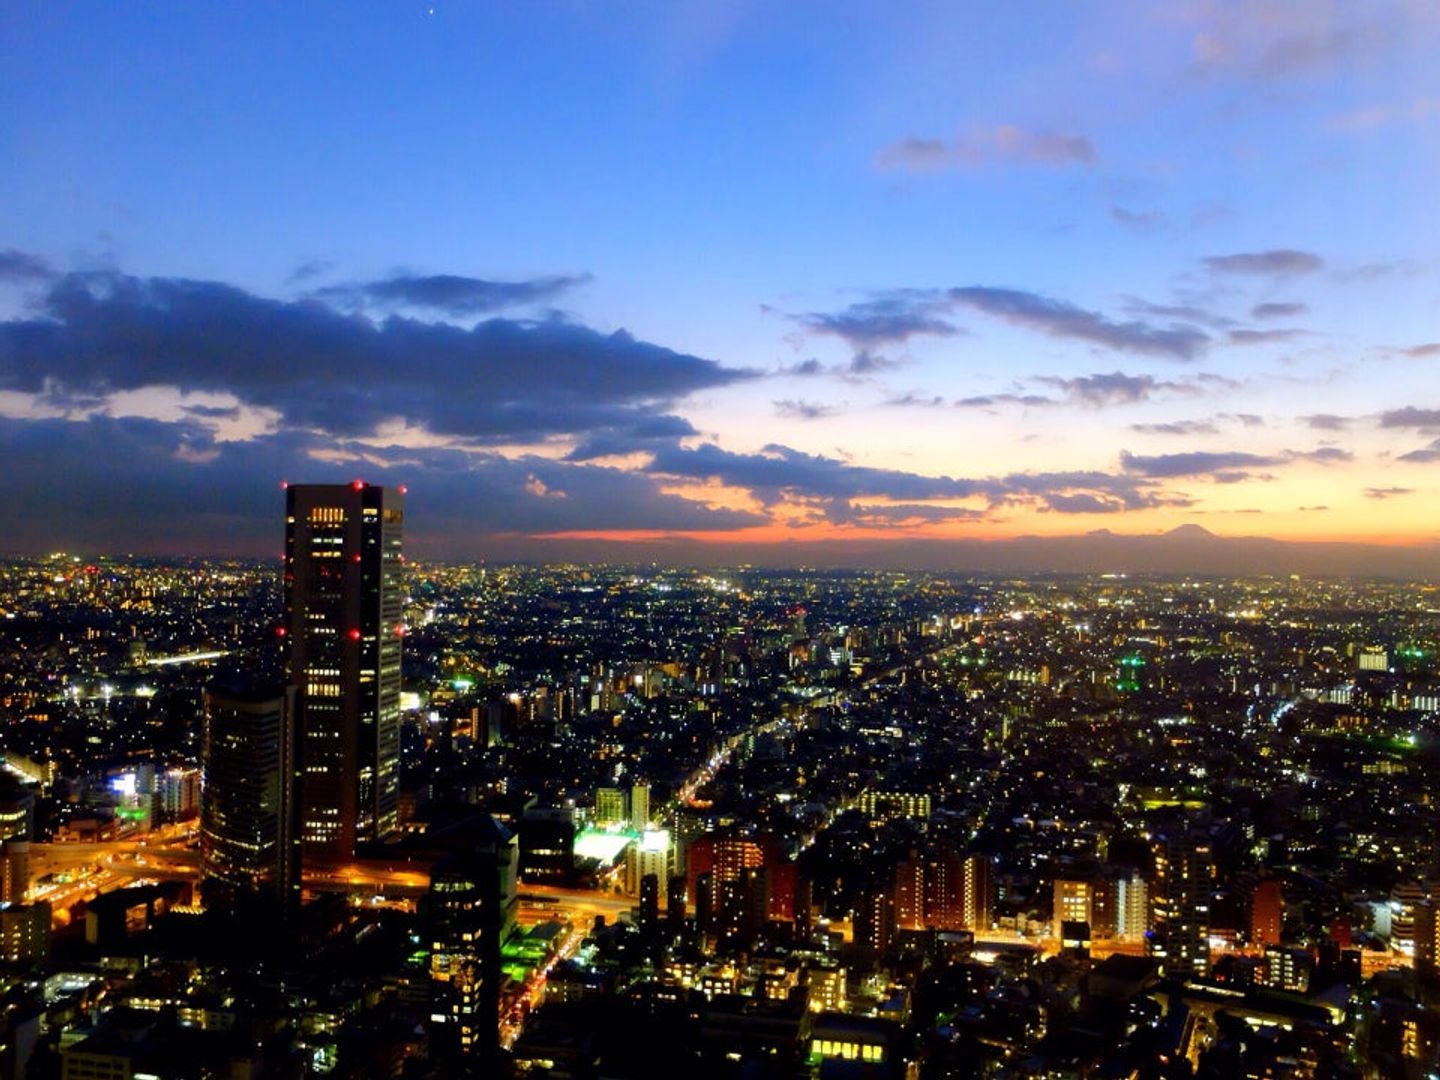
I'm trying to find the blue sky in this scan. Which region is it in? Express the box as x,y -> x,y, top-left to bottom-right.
2,2 -> 1438,559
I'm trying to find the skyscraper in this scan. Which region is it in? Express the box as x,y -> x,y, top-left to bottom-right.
427,817 -> 518,1067
199,680 -> 299,905
284,482 -> 405,859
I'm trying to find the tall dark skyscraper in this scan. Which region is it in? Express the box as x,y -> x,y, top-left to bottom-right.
199,680 -> 299,906
284,482 -> 405,859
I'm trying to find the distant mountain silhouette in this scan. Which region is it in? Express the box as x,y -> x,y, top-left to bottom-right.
483,527 -> 1440,578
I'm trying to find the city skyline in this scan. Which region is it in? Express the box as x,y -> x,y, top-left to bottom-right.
2,3 -> 1439,564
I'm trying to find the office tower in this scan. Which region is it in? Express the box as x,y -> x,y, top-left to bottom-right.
427,818 -> 518,1067
284,482 -> 404,858
199,681 -> 299,906
517,806 -> 576,886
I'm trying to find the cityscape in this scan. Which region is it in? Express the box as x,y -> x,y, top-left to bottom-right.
0,498 -> 1436,1077
4,3 -> 1440,1078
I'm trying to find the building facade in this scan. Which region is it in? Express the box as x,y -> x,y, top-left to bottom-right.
199,681 -> 298,905
284,482 -> 404,859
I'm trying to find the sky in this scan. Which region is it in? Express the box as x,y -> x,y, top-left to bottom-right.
1,1 -> 1439,564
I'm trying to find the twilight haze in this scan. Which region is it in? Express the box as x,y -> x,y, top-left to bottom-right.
2,2 -> 1439,569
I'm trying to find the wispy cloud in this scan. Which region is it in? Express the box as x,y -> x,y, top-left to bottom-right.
1326,98 -> 1440,131
797,294 -> 960,348
0,249 -> 55,283
798,285 -> 1210,363
773,398 -> 840,420
1251,302 -> 1309,319
1379,407 -> 1440,431
1228,328 -> 1307,345
311,271 -> 592,316
1110,207 -> 1168,233
1036,371 -> 1180,406
1204,250 -> 1324,276
947,287 -> 1209,360
877,124 -> 1096,171
1130,419 -> 1219,436
1397,438 -> 1440,463
1120,449 -> 1281,479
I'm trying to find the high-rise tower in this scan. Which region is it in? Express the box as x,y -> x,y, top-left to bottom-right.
284,482 -> 405,859
199,680 -> 299,906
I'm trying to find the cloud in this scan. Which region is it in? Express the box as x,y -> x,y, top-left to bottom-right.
1400,343 -> 1440,358
1251,302 -> 1309,319
284,258 -> 337,285
646,442 -> 990,507
1379,407 -> 1440,431
1036,371 -> 1178,406
1302,413 -> 1351,431
0,416 -> 768,553
954,393 -> 1053,409
947,287 -> 1210,360
645,442 -> 1183,522
1042,492 -> 1127,514
1119,296 -> 1235,331
885,393 -> 945,408
1365,486 -> 1414,499
1121,445 -> 1351,478
1130,419 -> 1219,436
876,124 -> 1096,171
798,294 -> 960,348
800,286 -> 1211,362
1204,250 -> 1324,276
1120,450 -> 1281,479
1334,259 -> 1433,283
1327,98 -> 1440,132
0,268 -> 752,445
778,358 -> 827,377
1398,438 -> 1440,463
773,399 -> 840,420
1189,8 -> 1403,82
1110,207 -> 1168,232
1228,328 -> 1307,345
1289,446 -> 1353,464
562,414 -> 702,462
847,350 -> 900,375
0,249 -> 55,283
311,271 -> 592,316
1256,26 -> 1386,78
